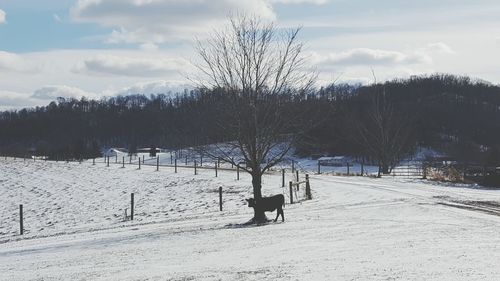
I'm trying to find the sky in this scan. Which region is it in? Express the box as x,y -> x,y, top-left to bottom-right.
0,0 -> 499,109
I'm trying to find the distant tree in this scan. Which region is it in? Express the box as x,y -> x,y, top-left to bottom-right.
193,15 -> 315,223
353,88 -> 415,177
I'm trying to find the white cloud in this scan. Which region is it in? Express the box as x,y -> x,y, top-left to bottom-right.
31,85 -> 98,101
0,9 -> 6,24
73,54 -> 189,77
269,0 -> 328,4
71,0 -> 276,44
139,42 -> 159,51
0,51 -> 39,73
314,48 -> 431,69
0,80 -> 192,110
115,80 -> 192,97
0,91 -> 39,110
424,42 -> 455,54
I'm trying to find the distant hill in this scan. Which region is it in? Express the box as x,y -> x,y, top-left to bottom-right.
1,74 -> 500,165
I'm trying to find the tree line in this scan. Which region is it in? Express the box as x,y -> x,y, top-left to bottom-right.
1,74 -> 500,168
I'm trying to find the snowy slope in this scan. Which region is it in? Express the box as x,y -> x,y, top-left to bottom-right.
0,158 -> 499,280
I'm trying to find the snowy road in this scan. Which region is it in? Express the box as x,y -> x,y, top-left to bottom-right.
0,159 -> 499,280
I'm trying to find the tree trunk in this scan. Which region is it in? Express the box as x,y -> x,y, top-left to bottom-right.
251,171 -> 267,223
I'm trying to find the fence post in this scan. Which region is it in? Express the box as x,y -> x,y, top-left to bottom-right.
129,155 -> 132,164
215,161 -> 218,177
291,160 -> 295,173
107,156 -> 110,167
156,156 -> 159,171
170,153 -> 173,164
19,204 -> 23,235
122,156 -> 125,168
138,158 -> 141,170
317,161 -> 321,174
175,158 -> 177,173
347,162 -> 350,175
130,193 -> 134,220
237,165 -> 240,180
185,155 -> 188,165
305,174 -> 312,200
361,161 -> 364,176
115,154 -> 117,163
200,155 -> 203,166
194,160 -> 197,175
217,158 -> 220,168
282,169 -> 285,187
142,155 -> 145,164
219,186 -> 223,211
93,158 -> 95,165
289,181 -> 293,204
296,170 -> 299,183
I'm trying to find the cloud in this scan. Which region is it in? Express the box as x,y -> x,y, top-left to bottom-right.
424,42 -> 455,54
71,0 -> 276,44
0,91 -> 40,110
0,80 -> 193,110
0,9 -> 5,24
314,48 -> 431,69
0,51 -> 38,73
115,80 -> 192,97
269,0 -> 328,4
73,54 -> 189,77
31,85 -> 98,101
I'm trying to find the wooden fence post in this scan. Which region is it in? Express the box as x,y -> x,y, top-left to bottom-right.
200,155 -> 203,166
130,193 -> 134,220
93,158 -> 95,165
347,162 -> 350,175
194,160 -> 197,175
175,158 -> 177,173
219,186 -> 223,211
107,156 -> 110,167
129,155 -> 132,164
19,204 -> 23,235
282,169 -> 285,187
305,174 -> 312,200
361,162 -> 364,175
296,170 -> 299,183
215,162 -> 218,177
122,156 -> 125,168
142,155 -> 145,164
237,165 -> 240,180
115,155 -> 117,163
138,158 -> 141,170
156,156 -> 159,171
289,181 -> 293,204
317,161 -> 321,174
185,155 -> 188,165
170,153 -> 173,164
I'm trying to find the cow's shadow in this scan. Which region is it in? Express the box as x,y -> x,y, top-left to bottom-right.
224,218 -> 283,229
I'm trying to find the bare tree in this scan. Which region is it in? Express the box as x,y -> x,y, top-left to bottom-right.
354,88 -> 415,177
193,15 -> 314,223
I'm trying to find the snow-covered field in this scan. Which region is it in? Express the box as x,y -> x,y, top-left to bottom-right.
0,158 -> 499,280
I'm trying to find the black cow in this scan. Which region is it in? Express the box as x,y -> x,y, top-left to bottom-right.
246,194 -> 285,222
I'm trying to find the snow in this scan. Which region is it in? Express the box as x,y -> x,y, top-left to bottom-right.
0,157 -> 499,280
